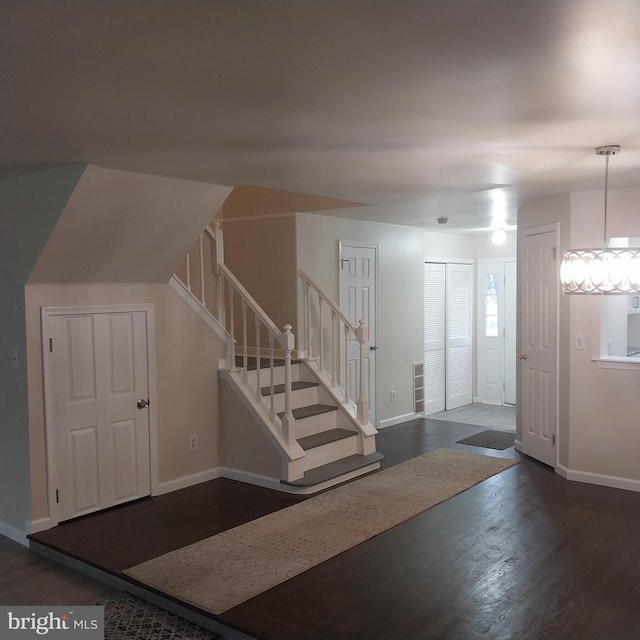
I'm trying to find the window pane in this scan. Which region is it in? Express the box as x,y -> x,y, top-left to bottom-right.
486,316 -> 499,337
486,273 -> 499,295
486,294 -> 498,316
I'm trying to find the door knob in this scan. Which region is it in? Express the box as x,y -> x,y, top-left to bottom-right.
518,354 -> 527,360
370,345 -> 378,351
137,398 -> 150,409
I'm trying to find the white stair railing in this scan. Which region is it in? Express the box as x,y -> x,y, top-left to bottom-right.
299,270 -> 369,426
174,222 -> 296,447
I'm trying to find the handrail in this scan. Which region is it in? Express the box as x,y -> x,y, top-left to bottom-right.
174,222 -> 296,447
299,269 -> 356,331
299,269 -> 369,426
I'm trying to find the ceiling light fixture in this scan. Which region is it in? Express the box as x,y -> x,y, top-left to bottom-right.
560,145 -> 640,294
491,228 -> 507,245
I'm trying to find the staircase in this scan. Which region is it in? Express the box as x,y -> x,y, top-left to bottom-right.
173,223 -> 382,494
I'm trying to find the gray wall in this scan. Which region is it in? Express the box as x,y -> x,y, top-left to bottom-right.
0,165 -> 86,538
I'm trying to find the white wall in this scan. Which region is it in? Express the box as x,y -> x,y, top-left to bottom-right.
566,189 -> 640,486
296,213 -> 425,426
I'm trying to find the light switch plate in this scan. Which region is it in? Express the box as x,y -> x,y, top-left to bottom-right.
574,334 -> 585,350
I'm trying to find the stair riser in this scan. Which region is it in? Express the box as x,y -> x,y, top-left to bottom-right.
293,411 -> 339,438
263,387 -> 319,413
301,436 -> 359,472
243,363 -> 301,388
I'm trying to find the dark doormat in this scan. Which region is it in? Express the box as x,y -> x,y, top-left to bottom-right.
456,429 -> 515,450
102,592 -> 221,640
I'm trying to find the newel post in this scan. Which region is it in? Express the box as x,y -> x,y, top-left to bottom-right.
280,324 -> 296,447
356,319 -> 369,425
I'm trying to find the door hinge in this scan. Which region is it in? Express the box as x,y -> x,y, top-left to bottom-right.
341,258 -> 350,269
552,247 -> 557,259
49,338 -> 53,353
503,381 -> 505,391
55,489 -> 59,504
552,434 -> 556,446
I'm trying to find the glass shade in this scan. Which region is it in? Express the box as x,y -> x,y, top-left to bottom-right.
560,248 -> 640,294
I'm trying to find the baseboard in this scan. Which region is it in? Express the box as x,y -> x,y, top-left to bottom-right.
155,468 -> 222,496
29,516 -> 55,535
514,438 -> 523,452
379,412 -> 420,429
221,467 -> 283,492
0,520 -> 28,546
556,464 -> 640,493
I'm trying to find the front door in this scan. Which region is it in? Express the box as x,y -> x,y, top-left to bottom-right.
340,244 -> 377,427
43,307 -> 152,522
521,228 -> 558,467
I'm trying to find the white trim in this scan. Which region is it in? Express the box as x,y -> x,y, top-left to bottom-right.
169,276 -> 229,341
41,304 -> 159,525
220,468 -> 282,491
155,468 -> 222,496
556,464 -> 640,492
592,356 -> 640,371
0,520 -> 28,546
379,412 -> 420,428
29,517 -> 54,534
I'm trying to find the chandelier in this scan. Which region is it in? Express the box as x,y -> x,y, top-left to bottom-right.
560,146 -> 640,294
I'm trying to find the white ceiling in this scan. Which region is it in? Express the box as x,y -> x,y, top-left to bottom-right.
1,0 -> 639,232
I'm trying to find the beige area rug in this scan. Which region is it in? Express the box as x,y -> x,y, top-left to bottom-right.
125,449 -> 517,614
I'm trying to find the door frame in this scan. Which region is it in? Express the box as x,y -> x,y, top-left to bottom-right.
339,241 -> 379,427
41,303 -> 158,526
517,223 -> 560,468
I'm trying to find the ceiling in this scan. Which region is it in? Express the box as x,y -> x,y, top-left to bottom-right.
1,0 -> 639,232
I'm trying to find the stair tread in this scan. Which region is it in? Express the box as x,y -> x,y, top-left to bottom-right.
277,403 -> 337,420
297,428 -> 356,451
282,453 -> 384,488
261,380 -> 319,396
235,356 -> 301,371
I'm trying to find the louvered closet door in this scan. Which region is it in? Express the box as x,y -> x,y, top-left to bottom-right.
446,263 -> 473,409
424,263 -> 446,415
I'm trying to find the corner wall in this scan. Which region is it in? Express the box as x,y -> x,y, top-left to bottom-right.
0,165 -> 86,541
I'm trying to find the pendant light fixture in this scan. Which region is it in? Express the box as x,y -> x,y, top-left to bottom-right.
560,145 -> 640,294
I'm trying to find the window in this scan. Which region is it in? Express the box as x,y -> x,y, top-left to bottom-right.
485,273 -> 499,337
601,237 -> 640,362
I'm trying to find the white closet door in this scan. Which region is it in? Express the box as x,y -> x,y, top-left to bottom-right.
446,263 -> 473,410
424,263 -> 446,415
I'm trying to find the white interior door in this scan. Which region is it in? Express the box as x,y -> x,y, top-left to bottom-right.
340,244 -> 377,426
424,263 -> 446,415
446,263 -> 473,410
504,260 -> 517,404
521,228 -> 558,467
44,307 -> 152,522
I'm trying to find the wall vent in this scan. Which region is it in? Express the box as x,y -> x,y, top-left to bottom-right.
413,361 -> 424,414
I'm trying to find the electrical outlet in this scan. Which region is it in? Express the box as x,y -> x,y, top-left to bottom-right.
390,390 -> 396,402
189,435 -> 198,452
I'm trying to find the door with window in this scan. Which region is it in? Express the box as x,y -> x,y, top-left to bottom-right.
477,259 -> 517,405
43,306 -> 153,523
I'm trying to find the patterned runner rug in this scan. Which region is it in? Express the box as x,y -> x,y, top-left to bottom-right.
126,448 -> 517,614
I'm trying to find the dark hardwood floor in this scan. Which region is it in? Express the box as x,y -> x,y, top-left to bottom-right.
15,418 -> 640,640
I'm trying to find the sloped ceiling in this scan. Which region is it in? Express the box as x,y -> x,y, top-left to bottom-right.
1,1 -> 639,232
28,165 -> 232,283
